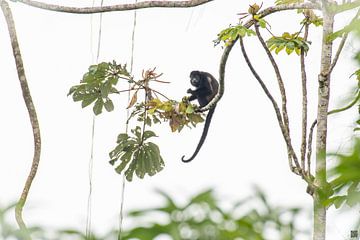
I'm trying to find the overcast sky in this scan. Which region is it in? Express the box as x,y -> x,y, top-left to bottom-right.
0,0 -> 359,239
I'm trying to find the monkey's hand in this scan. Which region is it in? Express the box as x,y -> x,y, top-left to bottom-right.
182,96 -> 190,102
187,88 -> 193,94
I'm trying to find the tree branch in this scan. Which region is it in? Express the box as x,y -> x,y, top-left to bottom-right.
254,23 -> 303,176
0,1 -> 41,239
13,0 -> 214,14
301,23 -> 309,174
197,40 -> 234,112
239,37 -> 302,174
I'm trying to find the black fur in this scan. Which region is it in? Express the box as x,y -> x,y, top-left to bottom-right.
182,71 -> 219,163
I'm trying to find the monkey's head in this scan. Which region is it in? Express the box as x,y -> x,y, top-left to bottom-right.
190,71 -> 202,87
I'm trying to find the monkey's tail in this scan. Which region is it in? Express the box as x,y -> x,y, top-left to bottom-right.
181,107 -> 216,163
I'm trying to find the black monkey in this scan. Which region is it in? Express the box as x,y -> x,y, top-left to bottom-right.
182,71 -> 219,163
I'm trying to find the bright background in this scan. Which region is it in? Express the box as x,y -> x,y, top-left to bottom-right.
0,0 -> 359,239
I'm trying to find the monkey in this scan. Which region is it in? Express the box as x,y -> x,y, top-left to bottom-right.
181,71 -> 219,163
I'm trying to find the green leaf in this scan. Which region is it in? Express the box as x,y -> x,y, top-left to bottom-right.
285,46 -> 294,55
81,94 -> 98,108
104,99 -> 114,112
93,98 -> 103,115
67,86 -> 79,96
125,151 -> 138,181
135,149 -> 146,179
143,130 -> 157,141
186,104 -> 194,114
117,133 -> 129,143
275,44 -> 285,54
100,82 -> 111,98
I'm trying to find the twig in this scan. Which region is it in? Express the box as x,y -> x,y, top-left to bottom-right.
254,23 -> 303,176
1,1 -> 41,239
14,0 -> 214,14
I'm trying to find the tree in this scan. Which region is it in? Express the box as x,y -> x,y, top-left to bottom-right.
1,0 -> 359,240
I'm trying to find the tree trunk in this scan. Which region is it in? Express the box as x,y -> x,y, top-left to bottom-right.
313,3 -> 334,240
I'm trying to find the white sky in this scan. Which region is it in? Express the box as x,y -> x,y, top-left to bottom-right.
0,0 -> 359,239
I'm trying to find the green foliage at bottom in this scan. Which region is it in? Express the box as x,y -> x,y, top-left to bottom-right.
0,188 -> 309,240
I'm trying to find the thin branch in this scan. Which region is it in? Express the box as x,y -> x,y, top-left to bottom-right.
307,90 -> 360,175
239,37 -> 298,173
300,23 -> 309,174
14,0 -> 214,14
1,1 -> 41,239
328,33 -> 348,74
254,23 -> 303,175
329,9 -> 360,74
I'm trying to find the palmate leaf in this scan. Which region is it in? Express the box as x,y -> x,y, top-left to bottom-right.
109,127 -> 164,182
214,24 -> 256,46
267,32 -> 310,55
68,61 -> 131,115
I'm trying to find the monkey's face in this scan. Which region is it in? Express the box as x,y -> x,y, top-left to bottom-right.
190,74 -> 201,87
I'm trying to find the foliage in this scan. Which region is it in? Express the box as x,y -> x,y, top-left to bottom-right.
0,189 -> 308,239
67,61 -> 130,115
68,64 -> 207,181
325,138 -> 360,209
214,24 -> 255,46
109,126 -> 164,181
121,188 -> 307,240
267,32 -> 310,55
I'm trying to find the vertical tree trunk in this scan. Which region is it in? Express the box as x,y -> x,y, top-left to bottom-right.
313,3 -> 334,240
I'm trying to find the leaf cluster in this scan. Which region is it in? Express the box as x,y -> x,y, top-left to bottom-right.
214,24 -> 255,46
325,138 -> 360,209
146,98 -> 205,132
109,126 -> 164,182
267,32 -> 310,55
67,61 -> 131,115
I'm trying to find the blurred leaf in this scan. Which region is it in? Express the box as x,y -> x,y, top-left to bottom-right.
328,137 -> 360,208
